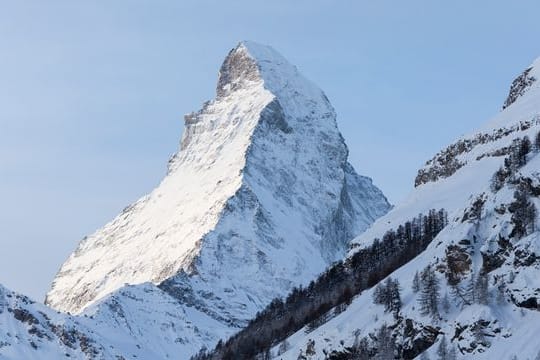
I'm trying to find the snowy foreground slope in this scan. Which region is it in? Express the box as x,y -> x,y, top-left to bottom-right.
0,42 -> 389,359
249,58 -> 540,359
0,283 -> 225,359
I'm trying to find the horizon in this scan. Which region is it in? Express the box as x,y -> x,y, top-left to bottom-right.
2,1 -> 540,301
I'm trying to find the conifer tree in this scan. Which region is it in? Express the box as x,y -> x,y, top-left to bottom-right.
475,273 -> 489,305
413,271 -> 421,293
496,279 -> 507,305
448,345 -> 457,360
535,131 -> 540,152
441,292 -> 451,313
375,325 -> 395,360
436,336 -> 448,360
418,266 -> 440,319
389,279 -> 402,319
277,340 -> 290,355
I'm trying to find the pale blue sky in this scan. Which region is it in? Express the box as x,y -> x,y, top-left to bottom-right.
2,1 -> 540,300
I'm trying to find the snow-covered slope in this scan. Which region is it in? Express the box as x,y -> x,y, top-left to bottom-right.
11,41 -> 389,359
0,281 -> 235,359
249,58 -> 540,359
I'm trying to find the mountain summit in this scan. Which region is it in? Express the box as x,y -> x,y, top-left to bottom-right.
46,40 -> 389,335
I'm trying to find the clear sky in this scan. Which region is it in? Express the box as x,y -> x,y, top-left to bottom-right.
2,0 -> 540,301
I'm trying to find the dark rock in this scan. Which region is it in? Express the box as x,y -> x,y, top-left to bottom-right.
445,245 -> 471,285
503,67 -> 536,109
12,308 -> 39,325
518,297 -> 539,309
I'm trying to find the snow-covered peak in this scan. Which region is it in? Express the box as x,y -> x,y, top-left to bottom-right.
215,41 -> 263,98
216,41 -> 330,118
217,41 -> 301,95
45,40 -> 389,352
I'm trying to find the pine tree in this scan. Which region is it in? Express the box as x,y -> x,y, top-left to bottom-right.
373,277 -> 401,318
441,292 -> 451,313
418,266 -> 440,319
375,325 -> 395,360
491,166 -> 508,192
448,345 -> 457,360
389,278 -> 402,319
472,322 -> 487,347
373,283 -> 386,306
413,271 -> 421,293
509,271 -> 516,283
465,272 -> 476,304
436,336 -> 448,360
509,184 -> 536,238
277,340 -> 290,355
496,279 -> 507,305
535,131 -> 540,152
352,337 -> 370,360
475,273 -> 489,305
450,284 -> 471,308
258,348 -> 271,360
519,136 -> 532,165
305,339 -> 316,356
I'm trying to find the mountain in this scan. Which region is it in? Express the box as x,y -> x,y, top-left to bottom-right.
200,59 -> 540,359
0,41 -> 390,359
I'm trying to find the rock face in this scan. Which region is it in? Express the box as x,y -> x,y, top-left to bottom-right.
45,40 -> 389,340
503,66 -> 536,110
260,57 -> 540,359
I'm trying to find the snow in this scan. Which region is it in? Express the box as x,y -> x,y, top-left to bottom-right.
25,41 -> 389,359
0,282 -> 235,359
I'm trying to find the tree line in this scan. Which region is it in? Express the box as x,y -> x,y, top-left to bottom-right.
193,209 -> 448,360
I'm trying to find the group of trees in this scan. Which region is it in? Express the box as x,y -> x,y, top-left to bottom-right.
509,182 -> 537,238
413,264 -> 490,320
418,336 -> 457,360
450,271 -> 489,308
336,324 -> 397,360
489,134 -> 538,238
491,134 -> 540,191
415,266 -> 441,319
373,278 -> 402,319
193,209 -> 448,360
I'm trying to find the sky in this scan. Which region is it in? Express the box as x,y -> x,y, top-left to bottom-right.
1,1 -> 540,301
